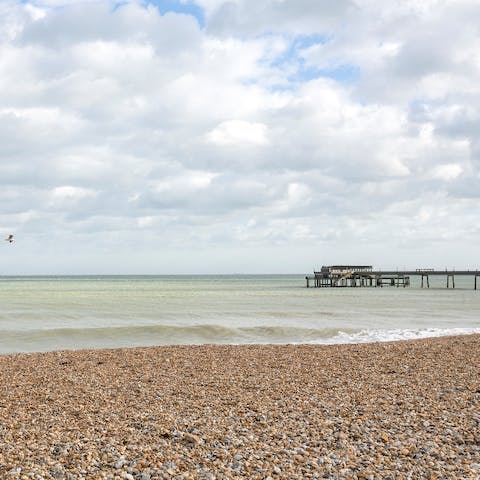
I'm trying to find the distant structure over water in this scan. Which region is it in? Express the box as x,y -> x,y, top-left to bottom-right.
306,265 -> 480,290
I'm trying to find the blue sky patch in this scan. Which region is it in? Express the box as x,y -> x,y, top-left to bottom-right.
265,33 -> 360,87
269,33 -> 328,69
298,63 -> 360,84
142,0 -> 205,27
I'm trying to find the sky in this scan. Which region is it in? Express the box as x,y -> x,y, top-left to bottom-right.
0,0 -> 479,274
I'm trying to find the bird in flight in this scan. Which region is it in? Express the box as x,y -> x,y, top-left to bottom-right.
5,234 -> 14,243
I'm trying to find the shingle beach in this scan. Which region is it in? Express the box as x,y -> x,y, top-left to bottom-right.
0,335 -> 479,479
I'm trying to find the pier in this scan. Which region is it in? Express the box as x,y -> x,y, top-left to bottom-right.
305,265 -> 480,290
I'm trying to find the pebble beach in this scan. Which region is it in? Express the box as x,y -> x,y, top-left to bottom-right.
0,335 -> 479,479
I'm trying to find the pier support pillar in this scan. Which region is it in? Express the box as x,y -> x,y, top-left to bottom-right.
447,274 -> 455,289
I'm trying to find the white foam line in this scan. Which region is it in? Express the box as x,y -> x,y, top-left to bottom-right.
324,327 -> 480,345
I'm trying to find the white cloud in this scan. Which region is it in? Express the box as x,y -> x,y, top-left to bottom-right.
432,164 -> 463,181
49,185 -> 96,201
153,171 -> 217,193
206,120 -> 269,146
0,0 -> 479,273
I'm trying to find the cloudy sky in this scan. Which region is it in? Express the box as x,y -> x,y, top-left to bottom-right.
1,0 -> 479,274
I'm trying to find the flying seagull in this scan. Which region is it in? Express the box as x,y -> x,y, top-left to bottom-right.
5,234 -> 14,243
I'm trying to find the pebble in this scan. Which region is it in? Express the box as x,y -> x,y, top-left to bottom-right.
0,335 -> 478,478
183,432 -> 202,445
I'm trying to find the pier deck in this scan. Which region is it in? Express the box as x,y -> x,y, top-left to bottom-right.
306,266 -> 480,290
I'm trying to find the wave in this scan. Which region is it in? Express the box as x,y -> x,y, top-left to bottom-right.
0,324 -> 354,346
329,327 -> 480,344
1,324 -> 480,353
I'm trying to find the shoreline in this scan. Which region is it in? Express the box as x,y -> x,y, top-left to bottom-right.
2,327 -> 480,357
0,334 -> 479,478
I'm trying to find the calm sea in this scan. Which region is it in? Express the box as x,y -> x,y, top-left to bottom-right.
0,275 -> 479,354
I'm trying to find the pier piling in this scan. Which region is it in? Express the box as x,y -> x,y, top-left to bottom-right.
447,274 -> 455,289
421,274 -> 430,288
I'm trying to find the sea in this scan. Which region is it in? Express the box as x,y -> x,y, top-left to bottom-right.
0,274 -> 479,354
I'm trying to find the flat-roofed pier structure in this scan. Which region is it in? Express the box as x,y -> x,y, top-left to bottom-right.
305,266 -> 480,290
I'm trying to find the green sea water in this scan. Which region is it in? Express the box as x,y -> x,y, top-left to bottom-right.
0,275 -> 479,353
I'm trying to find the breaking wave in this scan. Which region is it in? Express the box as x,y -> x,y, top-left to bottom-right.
1,324 -> 479,353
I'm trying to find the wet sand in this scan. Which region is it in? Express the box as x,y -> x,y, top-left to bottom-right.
0,335 -> 479,479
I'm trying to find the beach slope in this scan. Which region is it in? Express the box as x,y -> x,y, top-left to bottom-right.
0,335 -> 479,479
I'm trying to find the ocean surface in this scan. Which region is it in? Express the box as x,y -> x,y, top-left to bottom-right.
0,274 -> 479,354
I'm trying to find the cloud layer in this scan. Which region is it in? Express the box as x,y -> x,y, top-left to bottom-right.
0,0 -> 479,273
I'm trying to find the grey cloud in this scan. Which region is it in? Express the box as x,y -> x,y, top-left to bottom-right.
17,2 -> 202,52
136,172 -> 279,215
0,0 -> 479,273
203,0 -> 357,36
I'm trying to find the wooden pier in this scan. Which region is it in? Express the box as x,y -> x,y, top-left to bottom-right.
306,265 -> 480,290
